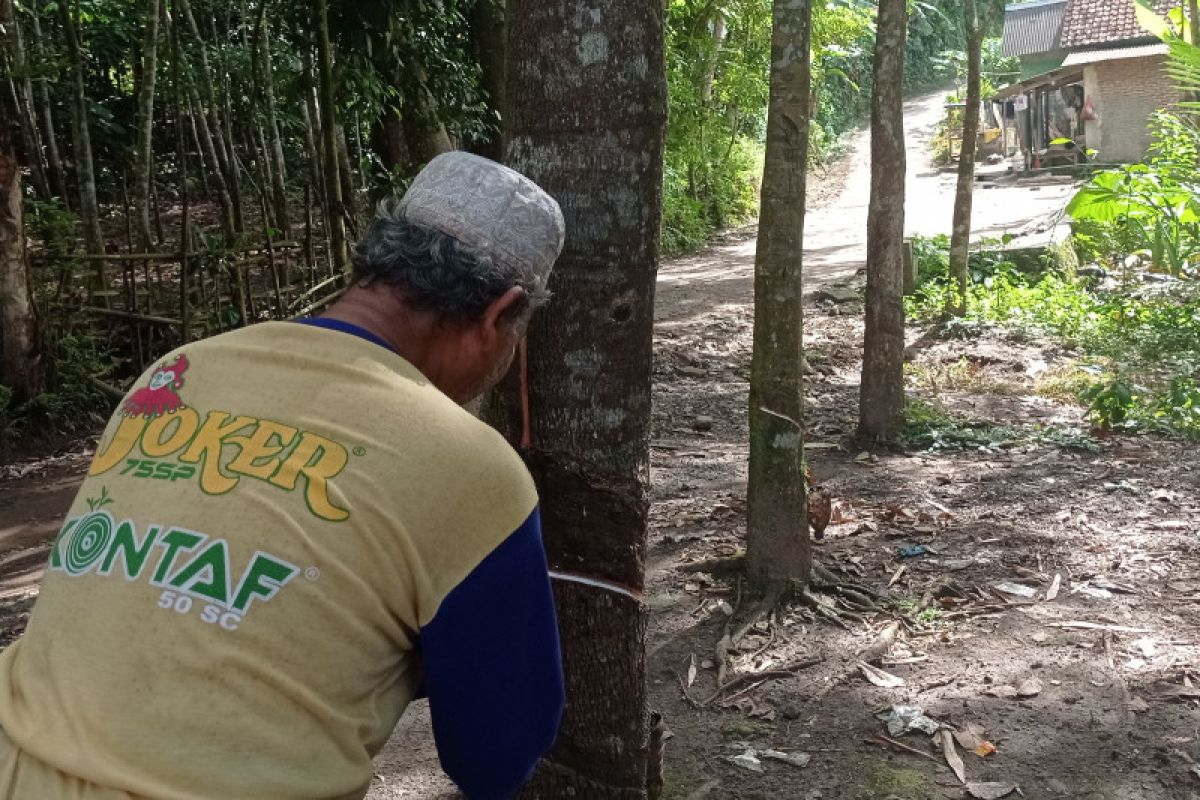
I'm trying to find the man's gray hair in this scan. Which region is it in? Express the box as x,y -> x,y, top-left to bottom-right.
352,201 -> 552,324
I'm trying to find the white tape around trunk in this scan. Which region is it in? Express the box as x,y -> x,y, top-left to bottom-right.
548,569 -> 643,602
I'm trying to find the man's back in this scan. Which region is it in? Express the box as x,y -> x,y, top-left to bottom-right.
0,321 -> 543,799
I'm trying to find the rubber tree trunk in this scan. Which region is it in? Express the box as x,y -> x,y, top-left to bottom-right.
132,0 -> 162,251
745,0 -> 813,585
59,0 -> 104,262
468,0 -> 505,161
857,0 -> 908,442
485,1 -> 667,795
0,45 -> 39,397
947,0 -> 981,317
314,0 -> 348,273
29,0 -> 69,206
256,4 -> 290,237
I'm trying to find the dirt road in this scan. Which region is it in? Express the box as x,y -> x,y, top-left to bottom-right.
658,90 -> 1076,329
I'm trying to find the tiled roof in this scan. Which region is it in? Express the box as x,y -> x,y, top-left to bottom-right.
1062,41 -> 1168,65
1061,0 -> 1174,48
1003,0 -> 1068,57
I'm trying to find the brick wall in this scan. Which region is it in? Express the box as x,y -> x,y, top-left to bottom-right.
1083,56 -> 1181,162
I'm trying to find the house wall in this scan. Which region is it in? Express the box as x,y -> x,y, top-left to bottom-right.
1083,56 -> 1181,162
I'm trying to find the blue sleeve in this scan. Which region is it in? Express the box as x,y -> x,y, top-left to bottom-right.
417,508 -> 564,800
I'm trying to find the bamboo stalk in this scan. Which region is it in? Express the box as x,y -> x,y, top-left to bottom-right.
53,304 -> 183,327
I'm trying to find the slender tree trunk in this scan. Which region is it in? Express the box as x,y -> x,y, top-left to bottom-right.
1191,0 -> 1200,47
186,83 -> 236,237
300,88 -> 326,207
301,49 -> 326,201
132,0 -> 162,251
59,0 -> 105,261
745,0 -> 812,584
256,2 -> 290,237
336,124 -> 356,219
214,11 -> 244,233
1,8 -> 51,200
486,1 -> 667,796
180,0 -> 239,227
314,0 -> 348,272
468,0 -> 505,160
858,0 -> 908,442
947,0 -> 982,317
29,0 -> 69,206
171,0 -> 191,339
0,1 -> 39,396
400,60 -> 454,164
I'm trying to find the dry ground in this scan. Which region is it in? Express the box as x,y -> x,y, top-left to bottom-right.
2,92 -> 1197,799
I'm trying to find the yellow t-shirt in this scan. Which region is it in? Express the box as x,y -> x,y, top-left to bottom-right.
0,321 -> 557,799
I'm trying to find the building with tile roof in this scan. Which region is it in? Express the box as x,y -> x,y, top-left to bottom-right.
998,0 -> 1181,163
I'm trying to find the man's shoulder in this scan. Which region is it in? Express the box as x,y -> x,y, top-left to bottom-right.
422,404 -> 536,499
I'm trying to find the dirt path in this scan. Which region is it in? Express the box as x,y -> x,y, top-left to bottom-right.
4,92 -> 1197,799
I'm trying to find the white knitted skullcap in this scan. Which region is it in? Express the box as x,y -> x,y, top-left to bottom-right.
397,151 -> 566,279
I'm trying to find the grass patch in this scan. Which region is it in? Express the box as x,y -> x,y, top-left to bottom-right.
721,718 -> 771,742
906,239 -> 1200,439
901,399 -> 1099,453
856,762 -> 937,800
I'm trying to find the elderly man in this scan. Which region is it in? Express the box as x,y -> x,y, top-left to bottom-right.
0,153 -> 566,799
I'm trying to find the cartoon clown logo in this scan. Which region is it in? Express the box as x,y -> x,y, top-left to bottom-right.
123,354 -> 189,417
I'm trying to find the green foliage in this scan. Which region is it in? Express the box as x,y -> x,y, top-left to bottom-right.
1067,116 -> 1200,277
663,0 -> 771,254
901,399 -> 1099,452
1,332 -> 114,445
906,234 -> 1200,440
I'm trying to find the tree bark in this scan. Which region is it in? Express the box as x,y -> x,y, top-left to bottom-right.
745,0 -> 813,584
400,59 -> 454,165
486,0 -> 667,795
59,0 -> 105,262
371,110 -> 409,173
132,0 -> 162,251
947,0 -> 981,317
336,124 -> 356,219
468,0 -> 506,160
29,0 -> 69,206
1,6 -> 51,200
858,0 -> 908,442
180,0 -> 240,230
0,6 -> 39,396
1191,0 -> 1200,48
256,2 -> 290,237
185,79 -> 236,238
314,0 -> 348,272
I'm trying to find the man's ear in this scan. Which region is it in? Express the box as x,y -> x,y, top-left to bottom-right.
479,286 -> 527,346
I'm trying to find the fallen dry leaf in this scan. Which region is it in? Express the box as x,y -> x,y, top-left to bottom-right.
940,730 -> 966,784
1017,676 -> 1043,698
952,722 -> 986,751
966,782 -> 1018,799
858,661 -> 905,689
687,654 -> 698,688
